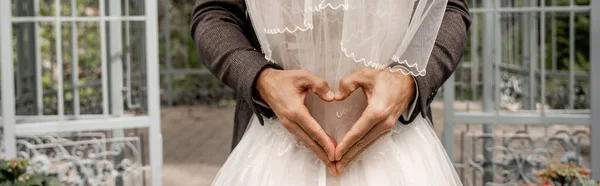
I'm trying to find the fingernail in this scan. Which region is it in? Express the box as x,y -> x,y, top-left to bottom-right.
328,154 -> 334,162
326,91 -> 334,100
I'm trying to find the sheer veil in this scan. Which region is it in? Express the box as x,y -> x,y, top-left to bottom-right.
246,0 -> 448,79
245,0 -> 448,142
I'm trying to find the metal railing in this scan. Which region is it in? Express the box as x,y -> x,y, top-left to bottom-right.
442,0 -> 598,185
1,0 -> 163,185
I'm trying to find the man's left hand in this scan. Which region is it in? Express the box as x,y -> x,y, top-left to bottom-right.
333,68 -> 415,173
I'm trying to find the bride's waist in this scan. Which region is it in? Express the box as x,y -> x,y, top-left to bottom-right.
304,92 -> 367,140
305,91 -> 366,115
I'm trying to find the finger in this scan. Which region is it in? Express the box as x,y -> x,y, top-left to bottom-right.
292,106 -> 337,161
336,122 -> 391,172
328,135 -> 337,147
334,105 -> 385,161
335,133 -> 385,173
303,74 -> 334,102
282,119 -> 337,174
335,72 -> 366,101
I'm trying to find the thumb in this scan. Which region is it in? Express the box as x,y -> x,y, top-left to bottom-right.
304,75 -> 335,102
335,73 -> 364,101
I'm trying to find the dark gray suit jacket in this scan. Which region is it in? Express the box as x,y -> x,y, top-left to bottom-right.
191,0 -> 471,150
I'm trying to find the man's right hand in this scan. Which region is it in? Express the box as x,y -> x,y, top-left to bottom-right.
256,68 -> 338,175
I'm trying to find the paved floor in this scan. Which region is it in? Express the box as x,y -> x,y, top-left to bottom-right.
161,105 -> 234,186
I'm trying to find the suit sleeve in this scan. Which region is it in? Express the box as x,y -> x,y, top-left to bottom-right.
191,0 -> 280,125
399,0 -> 472,124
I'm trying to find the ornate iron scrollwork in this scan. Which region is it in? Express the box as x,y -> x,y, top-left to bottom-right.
459,129 -> 590,186
6,132 -> 149,186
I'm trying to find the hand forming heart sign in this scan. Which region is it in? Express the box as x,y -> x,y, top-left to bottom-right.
257,67 -> 415,176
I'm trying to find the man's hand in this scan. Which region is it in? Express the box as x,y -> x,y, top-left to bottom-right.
333,68 -> 415,173
256,68 -> 338,175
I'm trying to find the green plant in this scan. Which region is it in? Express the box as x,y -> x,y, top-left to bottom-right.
0,158 -> 59,186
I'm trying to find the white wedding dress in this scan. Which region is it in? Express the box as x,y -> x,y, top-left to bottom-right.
212,0 -> 462,185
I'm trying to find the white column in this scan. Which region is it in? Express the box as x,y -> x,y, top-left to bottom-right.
481,0 -> 494,183
146,0 -> 164,185
590,0 -> 600,180
442,74 -> 455,161
71,0 -> 80,116
107,2 -> 125,185
108,0 -> 124,116
55,0 -> 64,121
99,0 -> 110,117
35,0 -> 43,115
1,0 -> 17,158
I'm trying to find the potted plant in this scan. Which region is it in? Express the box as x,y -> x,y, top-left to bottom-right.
0,158 -> 59,186
537,163 -> 600,186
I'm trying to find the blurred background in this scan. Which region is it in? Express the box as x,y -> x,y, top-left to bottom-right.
0,0 -> 598,186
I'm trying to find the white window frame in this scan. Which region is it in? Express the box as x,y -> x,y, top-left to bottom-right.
0,0 -> 163,185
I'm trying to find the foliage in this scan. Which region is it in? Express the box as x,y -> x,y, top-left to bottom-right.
158,0 -> 234,105
536,163 -> 599,186
10,0 -> 594,106
545,0 -> 591,73
459,0 -> 591,107
0,158 -> 59,186
159,0 -> 201,69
